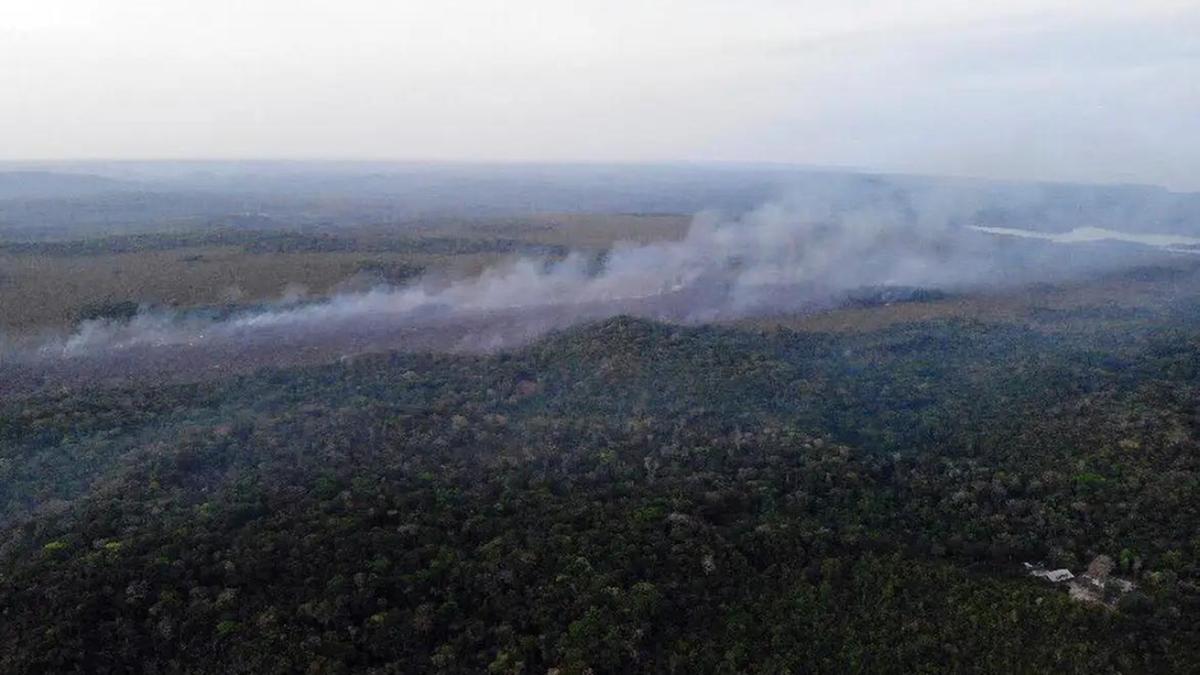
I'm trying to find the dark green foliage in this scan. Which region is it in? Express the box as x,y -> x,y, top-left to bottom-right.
2,309 -> 1199,672
352,260 -> 425,285
0,228 -> 568,258
77,299 -> 140,323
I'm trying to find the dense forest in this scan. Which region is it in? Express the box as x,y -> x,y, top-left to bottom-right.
0,228 -> 568,259
4,0 -> 1199,667
2,289 -> 1199,672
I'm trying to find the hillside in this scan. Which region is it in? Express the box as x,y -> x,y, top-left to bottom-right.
2,303 -> 1199,672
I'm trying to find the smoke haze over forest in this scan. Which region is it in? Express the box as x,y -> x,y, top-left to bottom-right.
5,4 -> 1200,672
4,172 -> 1192,364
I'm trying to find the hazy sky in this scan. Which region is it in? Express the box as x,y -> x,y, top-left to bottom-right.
3,1 -> 1198,189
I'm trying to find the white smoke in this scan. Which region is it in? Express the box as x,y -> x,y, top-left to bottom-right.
12,191 -> 1187,361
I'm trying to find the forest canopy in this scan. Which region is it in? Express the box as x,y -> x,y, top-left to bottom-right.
2,295 -> 1199,672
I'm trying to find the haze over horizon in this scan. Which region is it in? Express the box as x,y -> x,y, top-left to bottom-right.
3,1 -> 1198,190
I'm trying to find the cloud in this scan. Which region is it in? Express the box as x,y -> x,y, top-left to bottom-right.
1,1 -> 1196,188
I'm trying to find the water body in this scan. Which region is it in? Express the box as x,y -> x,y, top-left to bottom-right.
970,225 -> 1200,253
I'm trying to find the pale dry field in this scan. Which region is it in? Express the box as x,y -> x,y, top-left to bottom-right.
0,213 -> 692,335
735,261 -> 1200,334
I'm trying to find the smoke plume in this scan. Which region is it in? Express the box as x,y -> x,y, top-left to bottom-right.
5,188 -> 1190,368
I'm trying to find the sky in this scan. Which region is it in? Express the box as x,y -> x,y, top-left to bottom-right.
2,0 -> 1198,189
